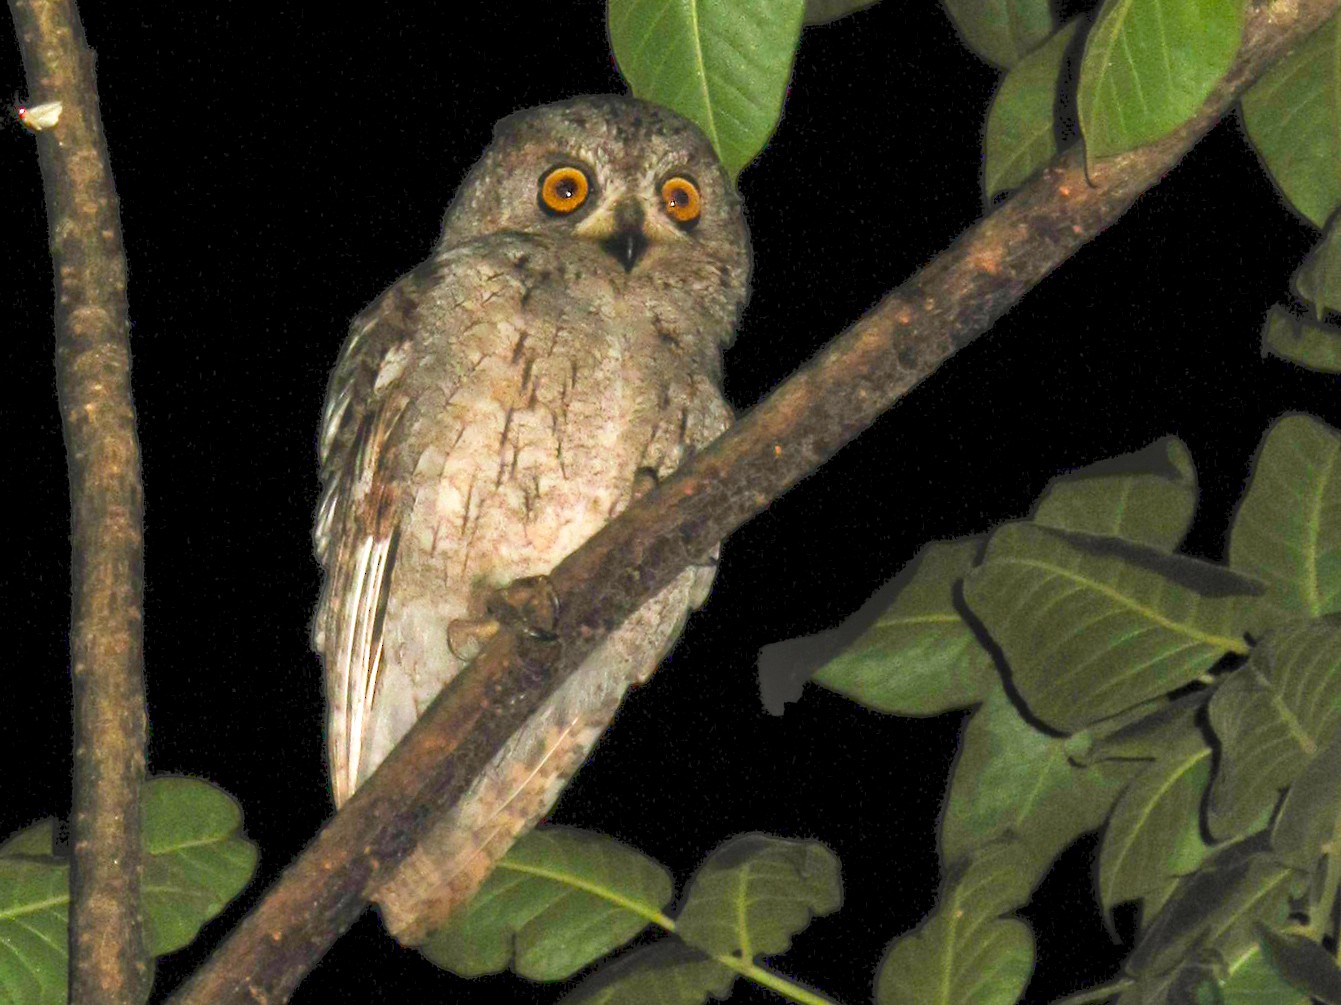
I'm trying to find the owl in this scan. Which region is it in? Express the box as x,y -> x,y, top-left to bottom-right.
312,95 -> 751,943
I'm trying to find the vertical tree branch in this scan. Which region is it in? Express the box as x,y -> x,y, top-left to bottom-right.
8,1 -> 147,1002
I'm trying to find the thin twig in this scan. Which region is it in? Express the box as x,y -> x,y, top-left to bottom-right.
169,0 -> 1340,1001
8,0 -> 147,1002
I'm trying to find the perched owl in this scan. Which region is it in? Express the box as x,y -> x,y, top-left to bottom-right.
313,95 -> 751,942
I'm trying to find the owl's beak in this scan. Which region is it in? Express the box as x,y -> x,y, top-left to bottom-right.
599,200 -> 648,272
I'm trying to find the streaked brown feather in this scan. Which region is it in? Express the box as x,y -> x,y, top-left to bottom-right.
314,96 -> 749,945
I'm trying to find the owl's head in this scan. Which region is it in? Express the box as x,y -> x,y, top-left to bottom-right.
440,95 -> 750,312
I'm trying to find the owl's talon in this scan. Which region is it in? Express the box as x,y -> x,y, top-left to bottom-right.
447,618 -> 500,661
631,467 -> 660,501
488,575 -> 560,641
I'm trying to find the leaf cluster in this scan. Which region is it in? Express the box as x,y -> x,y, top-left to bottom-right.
422,830 -> 842,1005
812,416 -> 1341,1004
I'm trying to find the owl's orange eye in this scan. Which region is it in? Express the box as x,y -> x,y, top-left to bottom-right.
660,176 -> 701,226
539,166 -> 590,215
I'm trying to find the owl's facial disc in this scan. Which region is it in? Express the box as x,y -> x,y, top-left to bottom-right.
576,189 -> 705,273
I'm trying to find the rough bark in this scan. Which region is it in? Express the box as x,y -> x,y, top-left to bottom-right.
8,0 -> 147,1002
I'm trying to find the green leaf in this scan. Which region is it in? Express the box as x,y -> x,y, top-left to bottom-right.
1136,879 -> 1180,933
420,827 -> 672,980
984,20 -> 1082,198
941,682 -> 1132,871
963,523 -> 1258,732
675,835 -> 840,961
0,778 -> 255,1005
1116,957 -> 1219,1005
1229,414 -> 1341,625
1294,216 -> 1341,316
1078,691 -> 1207,763
0,821 -> 58,858
1135,946 -> 1308,1005
811,538 -> 996,715
1128,837 -> 1300,981
1262,308 -> 1341,374
1207,622 -> 1341,840
0,856 -> 69,1005
1257,927 -> 1341,1005
942,0 -> 1055,68
876,842 -> 1036,1005
1078,0 -> 1244,161
1099,728 -> 1213,914
1272,724 -> 1341,869
608,0 -> 805,178
1187,938 -> 1309,1005
804,0 -> 880,25
140,777 -> 257,957
1242,14 -> 1341,228
1032,437 -> 1198,551
563,943 -> 734,1005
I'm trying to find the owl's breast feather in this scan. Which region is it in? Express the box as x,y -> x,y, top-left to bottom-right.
325,259 -> 739,939
398,238 -> 730,594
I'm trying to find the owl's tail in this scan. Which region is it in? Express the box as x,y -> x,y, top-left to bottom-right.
370,705 -> 610,943
367,564 -> 706,944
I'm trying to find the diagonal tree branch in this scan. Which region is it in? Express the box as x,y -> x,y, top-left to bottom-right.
162,0 -> 1332,1000
8,0 -> 147,1002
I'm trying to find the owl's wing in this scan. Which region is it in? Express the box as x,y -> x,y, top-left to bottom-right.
314,266 -> 431,807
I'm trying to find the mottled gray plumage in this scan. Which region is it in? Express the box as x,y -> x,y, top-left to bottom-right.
313,95 -> 750,941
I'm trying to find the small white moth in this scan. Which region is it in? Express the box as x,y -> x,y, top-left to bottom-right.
17,100 -> 63,132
